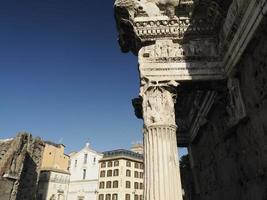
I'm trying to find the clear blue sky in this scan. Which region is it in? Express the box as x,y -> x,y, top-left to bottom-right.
0,0 -> 186,156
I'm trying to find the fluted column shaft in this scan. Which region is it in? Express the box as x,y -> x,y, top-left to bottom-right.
141,86 -> 183,200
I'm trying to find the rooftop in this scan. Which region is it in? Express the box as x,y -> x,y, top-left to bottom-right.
102,149 -> 143,160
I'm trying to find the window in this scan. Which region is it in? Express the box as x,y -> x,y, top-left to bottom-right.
140,195 -> 143,200
101,162 -> 106,168
134,163 -> 139,169
134,195 -> 138,200
106,181 -> 112,188
113,181 -> 118,188
140,164 -> 144,169
114,161 -> 119,166
75,160 -> 78,167
140,183 -> 143,189
83,169 -> 86,180
134,171 -> 138,178
112,194 -> 118,200
126,181 -> 131,188
100,171 -> 105,177
113,169 -> 119,176
99,182 -> 105,189
126,161 -> 131,167
99,194 -> 104,200
126,170 -> 131,177
84,154 -> 88,164
107,170 -> 112,177
140,172 -> 143,179
134,182 -> 138,189
125,194 -> 130,200
108,161 -> 112,167
93,157 -> 96,163
106,194 -> 111,200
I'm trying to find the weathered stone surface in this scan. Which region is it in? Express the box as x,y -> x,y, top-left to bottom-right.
187,19 -> 267,200
0,133 -> 45,200
114,0 -> 267,200
0,179 -> 15,200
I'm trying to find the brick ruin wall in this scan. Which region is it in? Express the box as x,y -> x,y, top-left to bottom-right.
188,18 -> 267,200
0,133 -> 44,200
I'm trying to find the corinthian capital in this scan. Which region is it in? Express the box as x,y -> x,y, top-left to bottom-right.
141,80 -> 178,127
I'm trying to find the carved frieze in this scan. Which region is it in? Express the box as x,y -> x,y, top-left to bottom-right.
139,39 -> 218,61
138,40 -> 223,81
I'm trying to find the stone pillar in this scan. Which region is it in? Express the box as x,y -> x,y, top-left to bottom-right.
141,85 -> 183,200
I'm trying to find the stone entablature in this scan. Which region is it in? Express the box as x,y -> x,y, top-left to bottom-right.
138,39 -> 222,81
114,1 -> 267,200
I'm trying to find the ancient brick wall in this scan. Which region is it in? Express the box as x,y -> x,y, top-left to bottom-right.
0,133 -> 44,200
188,18 -> 267,200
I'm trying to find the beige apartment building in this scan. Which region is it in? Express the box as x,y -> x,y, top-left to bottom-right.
37,141 -> 70,200
97,149 -> 144,200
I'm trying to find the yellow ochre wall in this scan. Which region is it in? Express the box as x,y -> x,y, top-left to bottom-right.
41,143 -> 69,172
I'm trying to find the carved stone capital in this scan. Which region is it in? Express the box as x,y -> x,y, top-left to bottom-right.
140,80 -> 178,127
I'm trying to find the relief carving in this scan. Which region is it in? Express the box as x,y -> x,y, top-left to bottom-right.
141,80 -> 178,126
227,78 -> 246,126
139,39 -> 218,62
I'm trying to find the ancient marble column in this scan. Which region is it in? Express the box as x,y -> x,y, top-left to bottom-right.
141,84 -> 183,200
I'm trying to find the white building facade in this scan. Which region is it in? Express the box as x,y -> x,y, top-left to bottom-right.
37,170 -> 70,200
67,143 -> 103,200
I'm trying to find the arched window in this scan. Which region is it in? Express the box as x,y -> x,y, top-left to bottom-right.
140,195 -> 143,200
134,171 -> 138,178
113,181 -> 118,188
134,195 -> 138,200
125,194 -> 130,200
100,171 -> 105,177
134,182 -> 138,189
106,194 -> 111,200
106,181 -> 112,188
114,161 -> 119,166
84,153 -> 88,164
101,162 -> 106,168
134,163 -> 139,169
126,161 -> 131,167
83,169 -> 86,180
112,194 -> 118,200
108,161 -> 113,167
140,183 -> 143,189
126,181 -> 131,188
140,172 -> 143,178
107,170 -> 112,177
99,194 -> 104,200
113,169 -> 119,176
126,170 -> 131,177
99,182 -> 105,189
